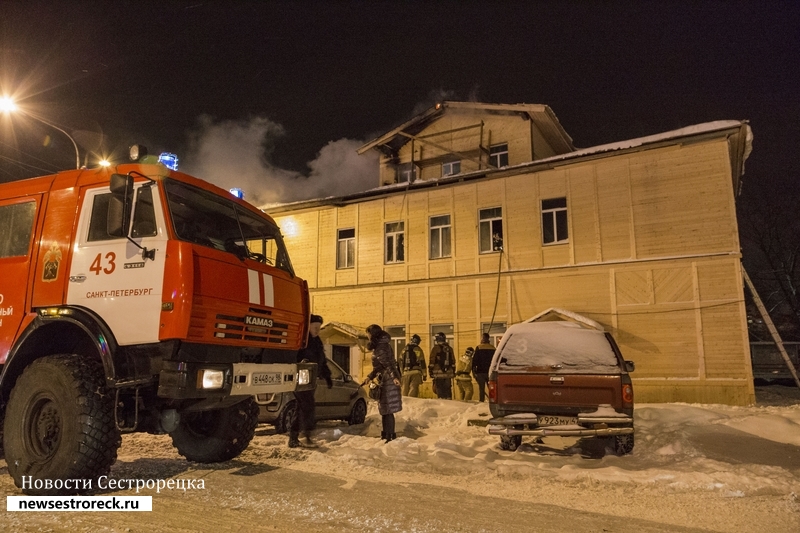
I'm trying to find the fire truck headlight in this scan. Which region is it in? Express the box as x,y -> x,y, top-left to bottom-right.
297,368 -> 311,386
199,369 -> 225,390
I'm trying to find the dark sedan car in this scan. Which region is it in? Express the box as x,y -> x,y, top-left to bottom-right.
255,358 -> 368,432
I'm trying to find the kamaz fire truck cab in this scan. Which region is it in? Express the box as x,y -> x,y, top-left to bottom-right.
0,148 -> 314,494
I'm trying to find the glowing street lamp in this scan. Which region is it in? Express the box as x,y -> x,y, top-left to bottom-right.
0,95 -> 81,170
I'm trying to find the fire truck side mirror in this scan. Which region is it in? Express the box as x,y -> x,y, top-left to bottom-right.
108,173 -> 134,238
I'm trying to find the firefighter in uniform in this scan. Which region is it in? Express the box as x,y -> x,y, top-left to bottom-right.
428,332 -> 455,399
398,334 -> 427,397
472,333 -> 495,402
455,346 -> 475,401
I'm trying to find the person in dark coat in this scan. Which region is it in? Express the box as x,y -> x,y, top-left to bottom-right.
472,333 -> 495,402
361,324 -> 402,442
289,314 -> 332,448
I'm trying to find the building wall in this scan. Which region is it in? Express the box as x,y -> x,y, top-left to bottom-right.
274,135 -> 755,405
379,111 -> 558,185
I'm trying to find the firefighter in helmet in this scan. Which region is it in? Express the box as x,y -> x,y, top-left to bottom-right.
455,346 -> 475,401
428,332 -> 455,399
398,334 -> 427,397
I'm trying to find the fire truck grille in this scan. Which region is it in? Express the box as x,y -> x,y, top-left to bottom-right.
211,312 -> 290,344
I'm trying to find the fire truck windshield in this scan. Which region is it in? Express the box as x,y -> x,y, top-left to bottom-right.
164,179 -> 294,275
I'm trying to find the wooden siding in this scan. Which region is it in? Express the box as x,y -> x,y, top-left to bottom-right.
272,130 -> 754,405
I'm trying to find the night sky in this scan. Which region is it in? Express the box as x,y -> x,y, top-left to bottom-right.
1,1 -> 798,204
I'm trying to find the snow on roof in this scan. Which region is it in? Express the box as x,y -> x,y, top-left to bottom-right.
321,321 -> 368,339
263,120 -> 749,214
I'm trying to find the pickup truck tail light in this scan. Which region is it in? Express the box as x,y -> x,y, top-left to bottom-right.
622,383 -> 634,407
488,379 -> 497,403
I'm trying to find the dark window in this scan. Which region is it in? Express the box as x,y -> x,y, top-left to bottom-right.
0,201 -> 36,258
385,221 -> 405,263
542,197 -> 568,244
489,143 -> 509,168
131,186 -> 157,238
397,163 -> 417,183
331,346 -> 351,373
479,207 -> 503,253
337,228 -> 355,269
88,193 -> 115,242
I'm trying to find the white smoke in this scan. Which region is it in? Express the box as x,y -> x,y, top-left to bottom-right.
182,115 -> 378,206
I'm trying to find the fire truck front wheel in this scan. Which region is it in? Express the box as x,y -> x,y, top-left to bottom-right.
170,397 -> 259,463
3,354 -> 121,495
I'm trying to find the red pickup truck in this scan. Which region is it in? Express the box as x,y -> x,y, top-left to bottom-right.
487,310 -> 635,455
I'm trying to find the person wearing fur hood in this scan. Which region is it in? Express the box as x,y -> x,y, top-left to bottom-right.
361,324 -> 403,442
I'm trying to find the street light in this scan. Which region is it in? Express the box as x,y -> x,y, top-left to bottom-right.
0,95 -> 81,170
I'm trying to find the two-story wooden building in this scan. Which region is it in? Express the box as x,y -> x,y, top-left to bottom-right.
266,102 -> 755,405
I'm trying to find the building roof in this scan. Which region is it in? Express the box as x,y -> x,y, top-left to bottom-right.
357,101 -> 575,156
265,119 -> 751,215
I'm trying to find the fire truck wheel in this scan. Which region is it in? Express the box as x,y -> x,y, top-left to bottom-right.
170,397 -> 259,463
274,400 -> 297,434
3,354 -> 121,495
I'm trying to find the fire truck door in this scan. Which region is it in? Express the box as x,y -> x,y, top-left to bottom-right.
0,198 -> 38,364
66,184 -> 168,345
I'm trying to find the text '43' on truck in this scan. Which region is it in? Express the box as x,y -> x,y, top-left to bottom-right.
0,146 -> 314,494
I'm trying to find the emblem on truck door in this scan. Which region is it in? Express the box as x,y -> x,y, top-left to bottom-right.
42,244 -> 62,282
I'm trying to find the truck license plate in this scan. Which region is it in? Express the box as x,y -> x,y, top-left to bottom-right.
252,372 -> 282,385
538,415 -> 577,426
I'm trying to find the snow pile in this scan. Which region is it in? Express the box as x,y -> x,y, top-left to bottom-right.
244,395 -> 800,498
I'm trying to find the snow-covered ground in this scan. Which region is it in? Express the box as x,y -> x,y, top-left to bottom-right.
3,385 -> 800,532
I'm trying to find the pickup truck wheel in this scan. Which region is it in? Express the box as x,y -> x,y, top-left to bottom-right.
274,400 -> 297,434
3,354 -> 121,495
499,434 -> 522,451
170,397 -> 258,463
348,399 -> 367,425
613,433 -> 635,455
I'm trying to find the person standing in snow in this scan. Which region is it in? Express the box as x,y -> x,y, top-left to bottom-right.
288,314 -> 332,448
455,347 -> 475,401
428,332 -> 455,399
398,333 -> 427,397
362,324 -> 403,442
472,333 -> 495,402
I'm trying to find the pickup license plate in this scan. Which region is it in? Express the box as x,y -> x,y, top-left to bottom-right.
252,372 -> 282,386
538,415 -> 577,426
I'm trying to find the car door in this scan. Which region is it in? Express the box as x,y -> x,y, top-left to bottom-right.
0,197 -> 39,364
66,182 -> 168,345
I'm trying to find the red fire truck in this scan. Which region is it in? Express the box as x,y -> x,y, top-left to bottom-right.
0,147 -> 313,494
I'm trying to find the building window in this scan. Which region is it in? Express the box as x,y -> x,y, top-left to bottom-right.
489,143 -> 509,168
385,221 -> 405,263
430,324 -> 454,347
397,163 -> 417,183
542,197 -> 568,244
386,326 -> 407,360
479,207 -> 503,253
481,322 -> 507,347
442,160 -> 461,177
429,214 -> 451,259
337,228 -> 355,269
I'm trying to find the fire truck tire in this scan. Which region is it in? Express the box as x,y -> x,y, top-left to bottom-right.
170,397 -> 259,463
3,354 -> 121,495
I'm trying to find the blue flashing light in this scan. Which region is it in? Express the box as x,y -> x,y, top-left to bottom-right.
158,152 -> 179,171
230,188 -> 245,199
